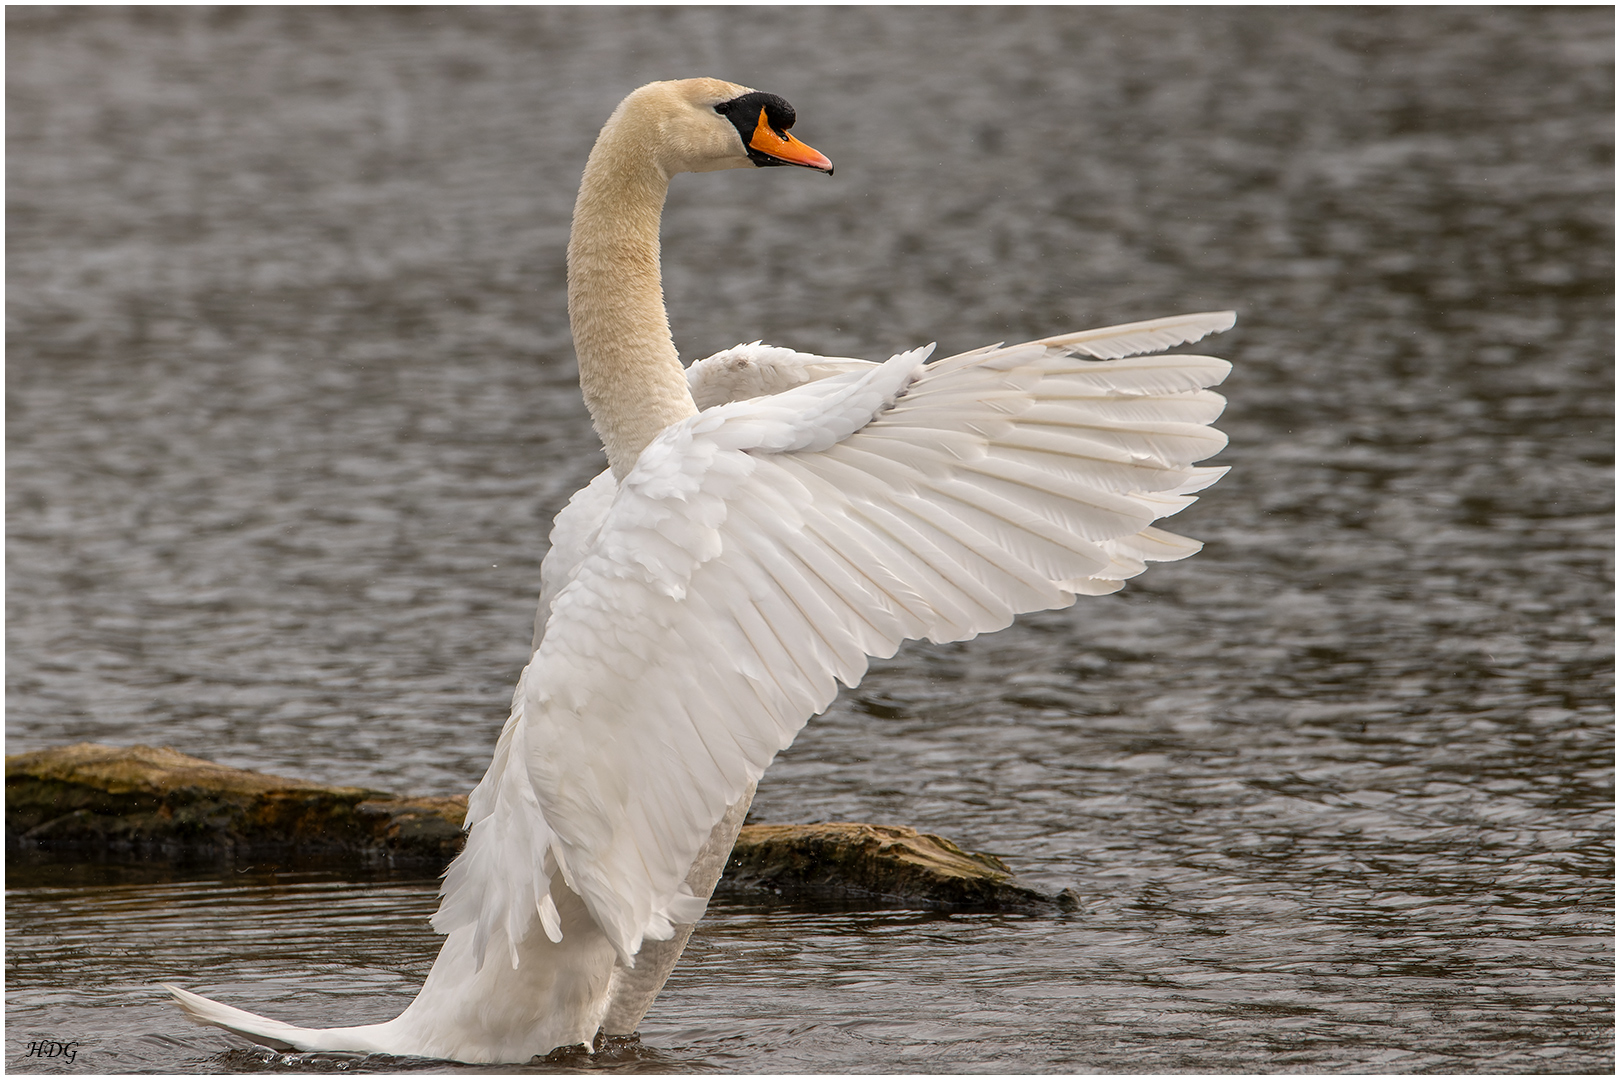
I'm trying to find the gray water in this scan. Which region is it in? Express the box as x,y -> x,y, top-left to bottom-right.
6,7 -> 1612,1073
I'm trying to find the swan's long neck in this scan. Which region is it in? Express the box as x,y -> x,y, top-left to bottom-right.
567,107 -> 699,479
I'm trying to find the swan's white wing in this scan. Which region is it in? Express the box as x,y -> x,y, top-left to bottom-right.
686,342 -> 878,409
526,346 -> 878,650
441,310 -> 1233,966
531,469 -> 617,654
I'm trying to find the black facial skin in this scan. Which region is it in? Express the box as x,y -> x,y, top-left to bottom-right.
714,91 -> 800,167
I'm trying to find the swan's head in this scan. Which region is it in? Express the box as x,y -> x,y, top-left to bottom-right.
617,78 -> 833,178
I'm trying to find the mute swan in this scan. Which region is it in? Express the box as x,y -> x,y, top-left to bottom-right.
166,77 -> 1233,1063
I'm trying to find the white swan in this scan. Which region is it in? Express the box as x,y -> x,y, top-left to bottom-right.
166,78 -> 1233,1064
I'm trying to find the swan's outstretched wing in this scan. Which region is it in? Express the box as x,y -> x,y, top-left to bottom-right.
442,311 -> 1234,966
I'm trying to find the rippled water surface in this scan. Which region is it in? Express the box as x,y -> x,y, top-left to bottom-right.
7,7 -> 1613,1073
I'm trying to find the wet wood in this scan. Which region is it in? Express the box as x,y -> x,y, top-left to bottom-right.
6,742 -> 1075,911
724,821 -> 1074,912
5,742 -> 465,864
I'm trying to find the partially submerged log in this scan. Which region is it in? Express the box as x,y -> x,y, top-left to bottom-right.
726,822 -> 1073,912
6,742 -> 1076,912
5,742 -> 464,864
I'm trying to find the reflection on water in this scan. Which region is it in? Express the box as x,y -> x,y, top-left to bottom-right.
6,5 -> 1613,1073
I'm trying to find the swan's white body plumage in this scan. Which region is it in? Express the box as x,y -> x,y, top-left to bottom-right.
166,78 -> 1234,1064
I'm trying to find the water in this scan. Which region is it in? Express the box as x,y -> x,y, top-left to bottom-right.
7,7 -> 1612,1073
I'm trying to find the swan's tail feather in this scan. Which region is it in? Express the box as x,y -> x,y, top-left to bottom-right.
164,984 -> 393,1054
165,984 -> 308,1051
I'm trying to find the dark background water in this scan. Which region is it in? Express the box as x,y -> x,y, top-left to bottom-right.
7,6 -> 1612,1073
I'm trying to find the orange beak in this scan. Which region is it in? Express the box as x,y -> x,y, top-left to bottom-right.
749,107 -> 833,173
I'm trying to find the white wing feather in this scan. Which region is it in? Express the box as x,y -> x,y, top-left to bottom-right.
686,342 -> 878,410
528,344 -> 879,653
437,311 -> 1234,966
